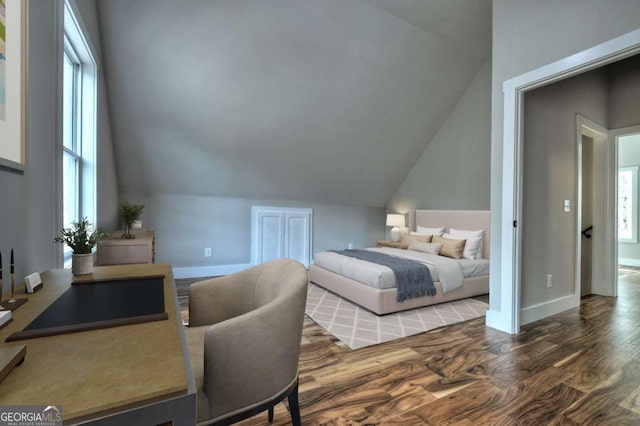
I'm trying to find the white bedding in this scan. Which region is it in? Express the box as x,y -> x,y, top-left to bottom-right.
313,247 -> 489,293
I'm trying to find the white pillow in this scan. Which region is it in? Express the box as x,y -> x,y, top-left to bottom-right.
416,226 -> 445,237
408,242 -> 442,255
448,228 -> 484,259
443,233 -> 481,260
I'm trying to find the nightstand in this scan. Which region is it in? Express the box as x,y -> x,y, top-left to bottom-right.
376,240 -> 406,249
96,230 -> 155,265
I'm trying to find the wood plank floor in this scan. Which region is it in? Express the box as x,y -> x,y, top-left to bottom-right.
180,269 -> 640,425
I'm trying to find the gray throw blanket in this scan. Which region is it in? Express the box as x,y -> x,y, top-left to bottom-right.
329,249 -> 436,302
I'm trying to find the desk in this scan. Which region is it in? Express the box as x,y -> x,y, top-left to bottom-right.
0,264 -> 196,425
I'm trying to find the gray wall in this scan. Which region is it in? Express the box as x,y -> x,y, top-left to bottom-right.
521,69 -> 608,307
120,193 -> 384,271
0,0 -> 118,291
609,54 -> 640,129
490,0 -> 640,313
387,61 -> 491,214
618,134 -> 640,264
97,0 -> 488,209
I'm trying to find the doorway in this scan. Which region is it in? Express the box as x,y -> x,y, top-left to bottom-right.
577,116 -> 611,298
491,29 -> 640,334
580,135 -> 594,296
616,129 -> 640,282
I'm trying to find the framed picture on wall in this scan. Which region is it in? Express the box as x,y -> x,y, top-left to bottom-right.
0,0 -> 26,171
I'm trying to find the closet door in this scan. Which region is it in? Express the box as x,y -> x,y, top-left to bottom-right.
252,207 -> 312,267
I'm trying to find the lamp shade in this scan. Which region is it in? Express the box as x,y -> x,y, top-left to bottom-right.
386,214 -> 405,227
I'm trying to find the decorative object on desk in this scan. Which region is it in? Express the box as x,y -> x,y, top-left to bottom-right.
0,297 -> 27,311
53,217 -> 108,275
9,249 -> 15,303
119,201 -> 145,239
386,214 -> 405,243
25,273 -> 43,294
0,249 -> 29,311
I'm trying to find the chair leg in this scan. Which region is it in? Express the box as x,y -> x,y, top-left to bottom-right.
288,381 -> 301,426
268,406 -> 274,422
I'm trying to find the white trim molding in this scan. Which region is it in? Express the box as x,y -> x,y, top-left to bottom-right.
172,263 -> 253,280
493,28 -> 640,335
575,116 -> 613,299
520,294 -> 578,326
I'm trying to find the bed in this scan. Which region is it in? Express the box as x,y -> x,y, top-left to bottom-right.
308,210 -> 490,315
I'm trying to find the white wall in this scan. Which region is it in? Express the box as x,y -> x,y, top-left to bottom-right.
387,61 -> 491,214
490,0 -> 640,315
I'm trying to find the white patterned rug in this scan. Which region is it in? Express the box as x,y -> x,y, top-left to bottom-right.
305,283 -> 488,350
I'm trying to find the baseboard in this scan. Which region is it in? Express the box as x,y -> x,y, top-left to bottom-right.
618,257 -> 640,267
520,293 -> 579,326
172,263 -> 253,279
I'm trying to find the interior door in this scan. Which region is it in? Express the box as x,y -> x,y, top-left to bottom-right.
251,206 -> 313,267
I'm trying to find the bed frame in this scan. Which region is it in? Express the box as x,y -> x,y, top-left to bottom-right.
308,209 -> 490,315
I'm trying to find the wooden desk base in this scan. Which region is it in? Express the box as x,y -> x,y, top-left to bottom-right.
0,264 -> 196,425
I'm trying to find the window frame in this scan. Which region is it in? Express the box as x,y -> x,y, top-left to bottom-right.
59,0 -> 98,267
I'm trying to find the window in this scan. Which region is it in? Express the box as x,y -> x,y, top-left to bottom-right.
618,166 -> 638,243
63,43 -> 80,232
61,1 -> 97,266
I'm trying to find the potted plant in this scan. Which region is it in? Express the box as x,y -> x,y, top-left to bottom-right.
54,217 -> 108,275
119,201 -> 145,239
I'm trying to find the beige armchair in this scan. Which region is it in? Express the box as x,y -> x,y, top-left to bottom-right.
185,259 -> 308,426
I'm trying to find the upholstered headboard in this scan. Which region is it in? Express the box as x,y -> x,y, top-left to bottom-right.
408,210 -> 490,259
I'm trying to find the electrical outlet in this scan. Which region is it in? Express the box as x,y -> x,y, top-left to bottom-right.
547,274 -> 552,288
204,247 -> 212,257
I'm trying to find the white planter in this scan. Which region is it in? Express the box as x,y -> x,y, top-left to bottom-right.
72,253 -> 94,275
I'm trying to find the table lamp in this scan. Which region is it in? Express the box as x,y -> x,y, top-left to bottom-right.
386,214 -> 405,243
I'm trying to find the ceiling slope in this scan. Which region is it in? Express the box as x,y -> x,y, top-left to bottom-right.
97,0 -> 490,206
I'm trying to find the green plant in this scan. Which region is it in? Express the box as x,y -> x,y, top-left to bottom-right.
120,202 -> 145,239
120,202 -> 145,225
54,217 -> 108,254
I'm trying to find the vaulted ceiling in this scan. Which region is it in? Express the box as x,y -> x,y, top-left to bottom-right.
97,0 -> 491,207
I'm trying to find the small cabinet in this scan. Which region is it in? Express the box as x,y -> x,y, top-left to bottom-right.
97,230 -> 155,266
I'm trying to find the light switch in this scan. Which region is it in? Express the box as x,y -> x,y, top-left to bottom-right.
564,199 -> 571,213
